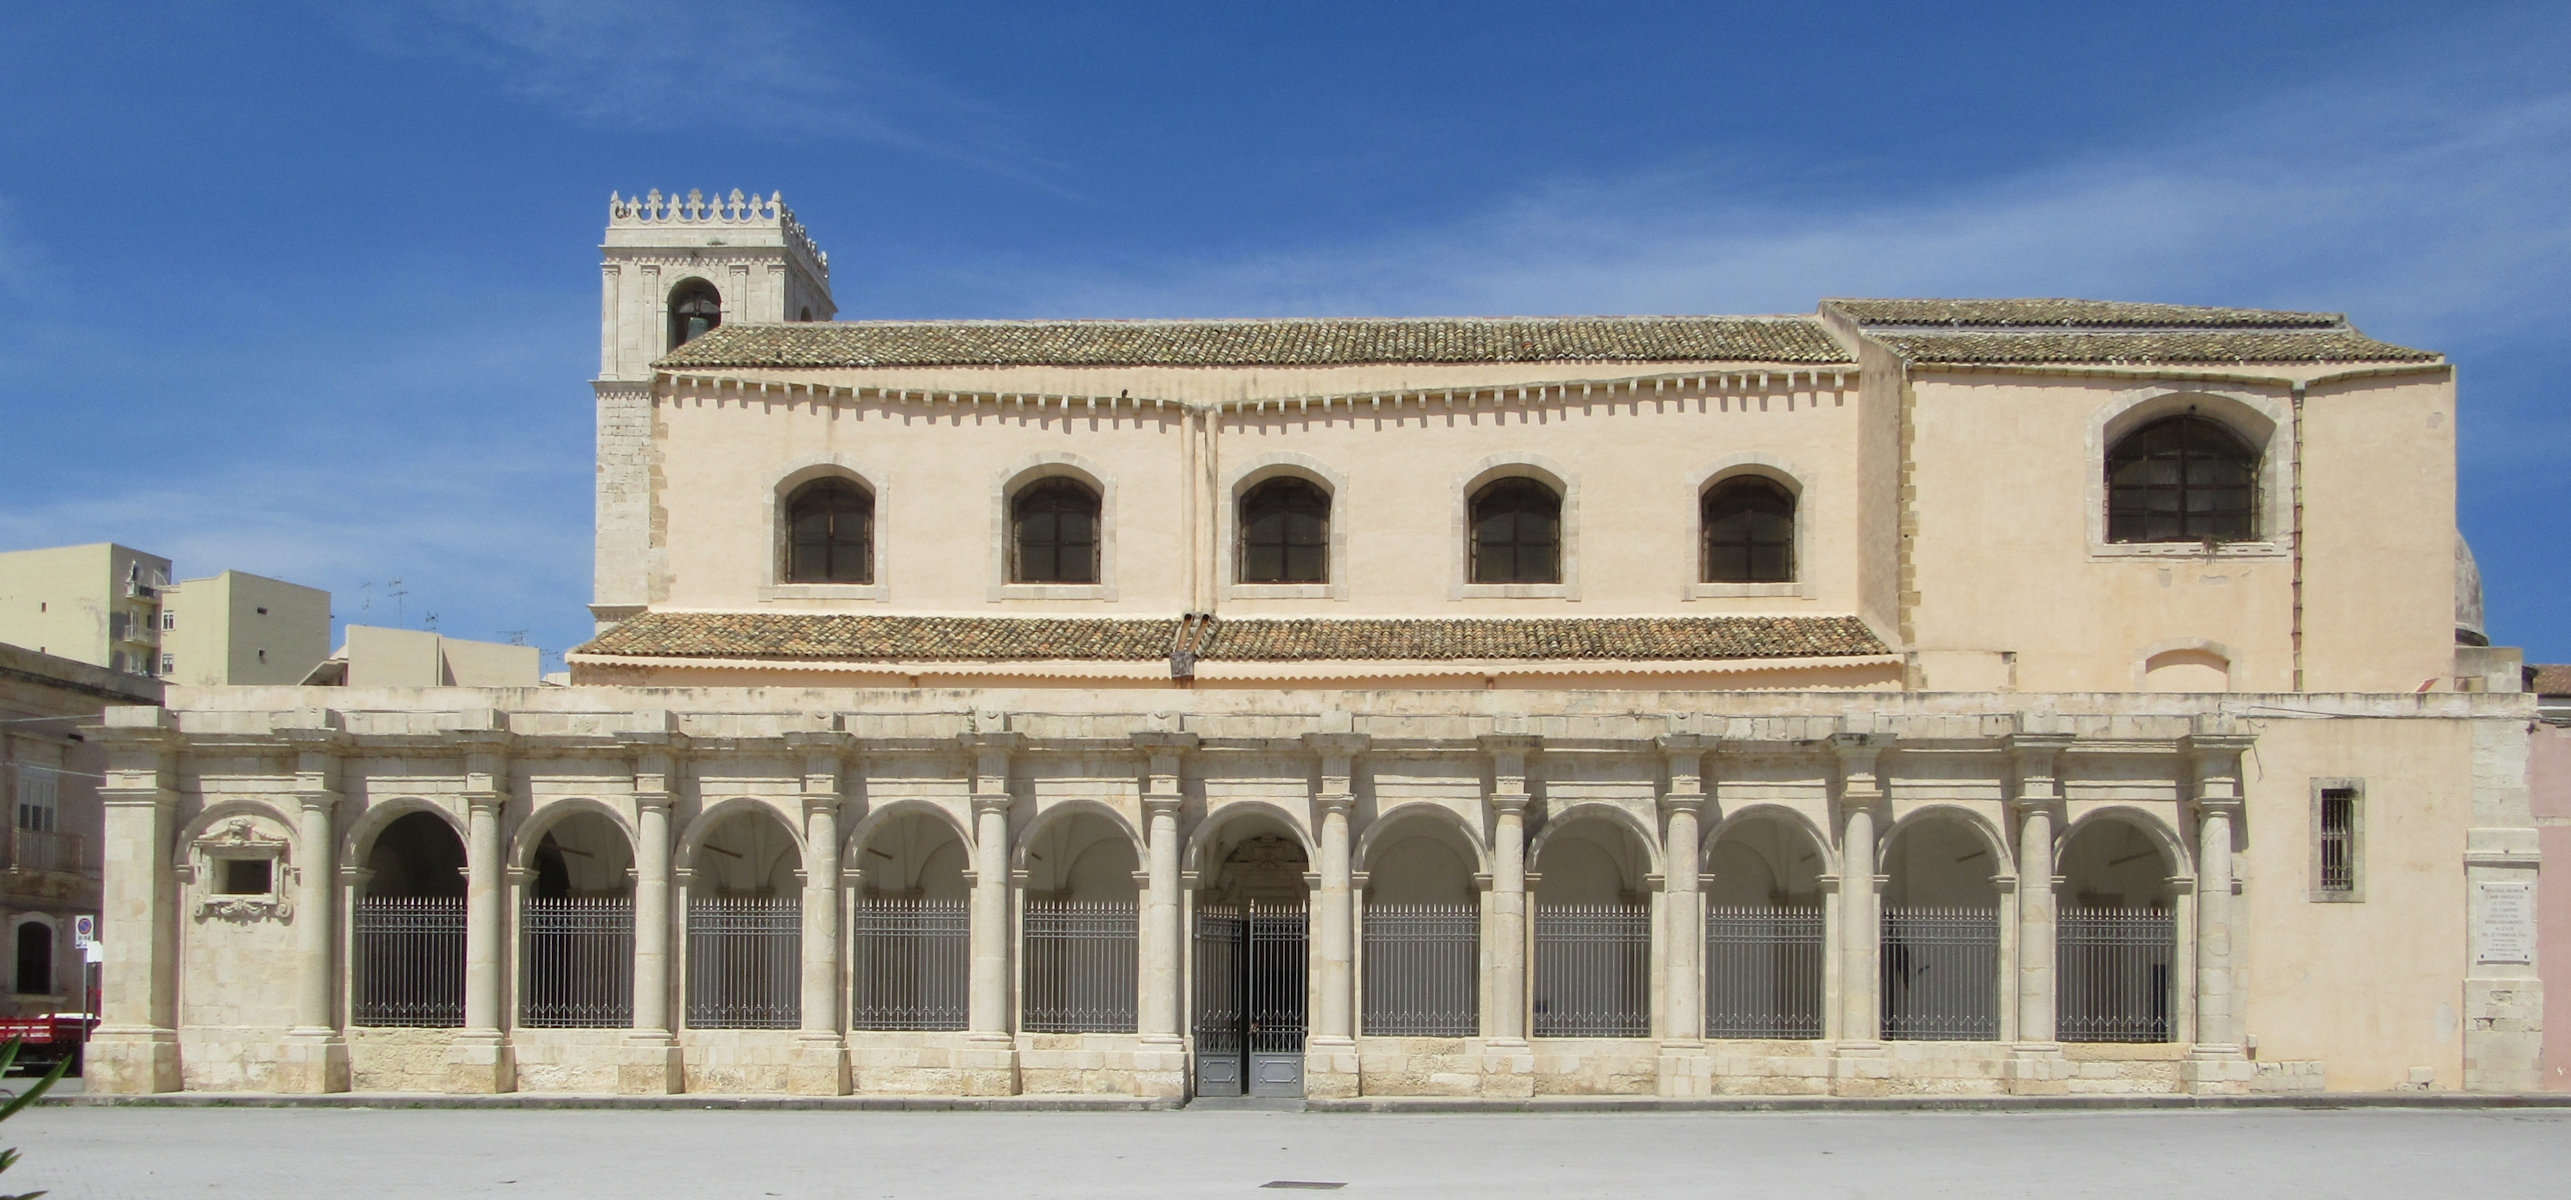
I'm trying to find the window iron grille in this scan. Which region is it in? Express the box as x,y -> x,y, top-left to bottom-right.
1532,903 -> 1650,1037
1023,900 -> 1137,1033
1362,902 -> 1479,1036
1703,905 -> 1826,1039
850,896 -> 969,1031
2319,788 -> 2357,894
685,896 -> 801,1029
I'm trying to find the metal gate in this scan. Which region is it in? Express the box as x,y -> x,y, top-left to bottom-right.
1193,902 -> 1307,1097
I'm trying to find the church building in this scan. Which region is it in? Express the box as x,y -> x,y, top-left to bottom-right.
85,189 -> 2539,1099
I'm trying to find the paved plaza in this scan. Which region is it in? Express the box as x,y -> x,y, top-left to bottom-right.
6,1105 -> 2568,1199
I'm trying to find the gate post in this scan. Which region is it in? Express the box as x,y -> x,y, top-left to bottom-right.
1829,731 -> 1890,1095
1480,734 -> 1539,1098
278,722 -> 349,1094
86,708 -> 182,1094
1655,734 -> 1711,1097
2005,728 -> 2073,1094
445,723 -> 515,1094
618,715 -> 684,1094
960,727 -> 1023,1095
788,729 -> 850,1096
1305,730 -> 1368,1099
1133,730 -> 1195,1100
2183,727 -> 2254,1094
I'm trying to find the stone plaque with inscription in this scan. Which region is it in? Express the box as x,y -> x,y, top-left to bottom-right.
2476,881 -> 2534,965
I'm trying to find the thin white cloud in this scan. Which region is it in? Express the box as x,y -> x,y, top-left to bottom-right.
324,0 -> 1031,173
1019,65 -> 2571,369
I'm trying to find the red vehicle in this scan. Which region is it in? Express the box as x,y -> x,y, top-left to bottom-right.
0,1013 -> 96,1076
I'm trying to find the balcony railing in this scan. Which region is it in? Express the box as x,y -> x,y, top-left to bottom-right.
8,828 -> 87,874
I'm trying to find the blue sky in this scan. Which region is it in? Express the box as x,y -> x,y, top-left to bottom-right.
3,2 -> 2568,664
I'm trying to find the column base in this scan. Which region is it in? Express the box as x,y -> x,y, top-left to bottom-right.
955,1033 -> 1022,1096
273,1028 -> 350,1094
1304,1036 -> 1360,1100
1830,1040 -> 1893,1097
617,1033 -> 684,1095
787,1034 -> 850,1096
443,1029 -> 516,1095
2182,1044 -> 2253,1095
1132,1035 -> 1186,1099
1655,1040 -> 1710,1098
85,1026 -> 180,1094
2003,1042 -> 2070,1095
1480,1038 -> 1534,1099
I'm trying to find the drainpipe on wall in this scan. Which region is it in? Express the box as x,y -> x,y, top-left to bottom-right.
2290,380 -> 2306,692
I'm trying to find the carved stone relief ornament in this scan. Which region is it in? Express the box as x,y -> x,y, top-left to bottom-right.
191,815 -> 294,924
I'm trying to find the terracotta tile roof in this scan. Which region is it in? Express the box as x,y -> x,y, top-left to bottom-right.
2527,664 -> 2571,695
657,316 -> 1854,369
1825,297 -> 2436,365
1825,298 -> 2344,329
1868,328 -> 2437,366
574,612 -> 1891,664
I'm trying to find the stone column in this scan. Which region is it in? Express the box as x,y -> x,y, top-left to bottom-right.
87,708 -> 181,1094
788,728 -> 850,1096
445,726 -> 514,1094
1830,731 -> 1889,1094
2005,729 -> 2073,1095
1480,734 -> 1538,1098
961,727 -> 1022,1094
1304,728 -> 1368,1099
1131,730 -> 1195,1100
1655,734 -> 1713,1097
2183,727 -> 2254,1094
619,713 -> 683,1094
278,722 -> 349,1093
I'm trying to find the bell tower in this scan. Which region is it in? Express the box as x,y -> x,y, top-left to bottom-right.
592,189 -> 838,627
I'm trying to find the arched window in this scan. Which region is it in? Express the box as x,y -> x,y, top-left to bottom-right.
2107,415 -> 2258,544
1011,477 -> 1101,584
1238,477 -> 1330,584
12,922 -> 48,996
784,478 -> 874,584
1469,477 -> 1561,585
1702,477 -> 1796,583
668,279 -> 722,349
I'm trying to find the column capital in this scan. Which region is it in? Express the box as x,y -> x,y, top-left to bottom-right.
970,793 -> 1012,817
1657,791 -> 1706,817
1142,794 -> 1183,820
632,791 -> 675,816
294,788 -> 344,815
1491,792 -> 1532,817
1833,732 -> 1891,807
461,790 -> 507,814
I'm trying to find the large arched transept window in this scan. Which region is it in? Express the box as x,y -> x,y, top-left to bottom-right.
1469,477 -> 1561,585
1701,476 -> 1796,583
2106,415 -> 2259,544
1011,477 -> 1102,584
1238,477 -> 1330,584
784,477 -> 875,584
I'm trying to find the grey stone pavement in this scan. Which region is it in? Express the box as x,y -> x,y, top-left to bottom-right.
9,1105 -> 2570,1200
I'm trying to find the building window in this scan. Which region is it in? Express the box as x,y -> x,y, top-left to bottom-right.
15,769 -> 56,834
2316,785 -> 2360,899
13,922 -> 49,996
162,611 -> 176,631
2107,415 -> 2258,544
1469,477 -> 1561,585
1238,477 -> 1330,584
160,653 -> 175,675
784,478 -> 875,584
1702,476 -> 1796,583
1011,477 -> 1102,584
668,279 -> 722,349
217,857 -> 273,896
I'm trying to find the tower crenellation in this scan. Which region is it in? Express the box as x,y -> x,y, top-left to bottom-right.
607,188 -> 828,274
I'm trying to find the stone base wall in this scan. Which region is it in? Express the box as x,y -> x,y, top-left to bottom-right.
1530,1038 -> 1660,1095
677,1030 -> 801,1093
514,1029 -> 629,1093
1016,1033 -> 1184,1097
177,1027 -> 290,1093
848,1032 -> 1020,1096
2062,1042 -> 2183,1095
346,1027 -> 451,1092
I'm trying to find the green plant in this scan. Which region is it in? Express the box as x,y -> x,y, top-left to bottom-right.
0,1037 -> 69,1200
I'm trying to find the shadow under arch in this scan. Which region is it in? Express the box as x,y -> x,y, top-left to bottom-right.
508,797 -> 637,872
337,797 -> 467,876
2057,807 -> 2190,908
1009,798 -> 1145,876
1183,799 -> 1317,882
1354,802 -> 1490,877
841,798 -> 975,865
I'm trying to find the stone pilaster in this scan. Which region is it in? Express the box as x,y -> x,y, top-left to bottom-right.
2004,728 -> 2074,1094
1303,729 -> 1368,1099
86,707 -> 181,1094
1654,734 -> 1712,1096
788,729 -> 850,1096
960,724 -> 1022,1093
1479,733 -> 1538,1097
2464,710 -> 2543,1092
445,725 -> 515,1094
618,712 -> 684,1094
1131,730 -> 1196,1099
1830,730 -> 1891,1094
276,719 -> 349,1094
2183,726 -> 2254,1094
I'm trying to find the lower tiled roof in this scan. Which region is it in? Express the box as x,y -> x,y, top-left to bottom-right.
1873,329 -> 2436,366
655,316 -> 1854,369
2527,664 -> 2571,695
573,612 -> 1891,664
1826,298 -> 2343,329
